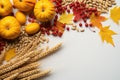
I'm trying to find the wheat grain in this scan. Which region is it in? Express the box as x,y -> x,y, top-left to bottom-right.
84,0 -> 116,13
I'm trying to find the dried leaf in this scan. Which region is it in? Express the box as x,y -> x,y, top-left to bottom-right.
110,6 -> 120,24
5,48 -> 16,61
99,26 -> 117,46
59,13 -> 73,24
55,21 -> 65,33
90,13 -> 107,29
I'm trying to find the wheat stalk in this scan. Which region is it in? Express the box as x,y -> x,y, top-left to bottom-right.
0,43 -> 62,79
25,38 -> 41,54
0,62 -> 40,79
20,69 -> 51,80
16,41 -> 33,57
3,73 -> 19,80
0,54 -> 30,70
0,48 -> 42,71
0,57 -> 30,75
17,68 -> 40,79
30,43 -> 62,62
17,35 -> 41,58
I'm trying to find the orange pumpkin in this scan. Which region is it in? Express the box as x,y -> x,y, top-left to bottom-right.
25,23 -> 40,35
0,0 -> 12,16
13,0 -> 36,12
0,16 -> 21,39
34,0 -> 55,22
15,11 -> 26,25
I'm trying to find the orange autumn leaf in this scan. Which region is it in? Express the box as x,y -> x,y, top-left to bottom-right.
90,13 -> 107,29
5,48 -> 16,61
99,26 -> 117,46
55,21 -> 65,33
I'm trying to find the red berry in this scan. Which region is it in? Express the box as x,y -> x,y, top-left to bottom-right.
52,32 -> 57,36
62,24 -> 66,28
85,23 -> 88,27
55,15 -> 58,20
56,9 -> 59,13
31,19 -> 35,23
76,1 -> 79,5
58,32 -> 63,37
0,47 -> 3,51
95,12 -> 98,16
89,23 -> 93,27
66,27 -> 70,31
89,12 -> 92,16
73,19 -> 77,23
46,31 -> 50,35
79,23 -> 82,27
69,4 -> 73,8
28,18 -> 32,22
67,9 -> 70,13
0,43 -> 5,46
55,29 -> 59,34
59,11 -> 62,15
83,19 -> 87,23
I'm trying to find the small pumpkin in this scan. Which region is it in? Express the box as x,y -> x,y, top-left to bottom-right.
15,11 -> 26,25
0,16 -> 21,39
34,0 -> 55,22
0,0 -> 12,16
13,0 -> 36,12
25,23 -> 40,35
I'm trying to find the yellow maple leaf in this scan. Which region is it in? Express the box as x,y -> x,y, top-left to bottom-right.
99,26 -> 117,46
110,6 -> 120,24
5,48 -> 16,61
90,13 -> 107,29
59,13 -> 73,24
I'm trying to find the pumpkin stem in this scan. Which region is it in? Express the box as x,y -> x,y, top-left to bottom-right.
6,26 -> 10,30
0,5 -> 4,8
42,7 -> 45,12
19,0 -> 22,2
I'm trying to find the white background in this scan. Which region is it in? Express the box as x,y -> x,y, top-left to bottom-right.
40,0 -> 120,80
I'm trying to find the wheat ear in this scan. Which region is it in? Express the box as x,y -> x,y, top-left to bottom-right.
0,56 -> 28,70
20,69 -> 51,80
30,43 -> 62,62
0,48 -> 42,70
16,41 -> 33,57
17,68 -> 40,79
0,57 -> 30,75
3,73 -> 19,80
25,38 -> 40,54
0,62 -> 40,79
18,48 -> 43,60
